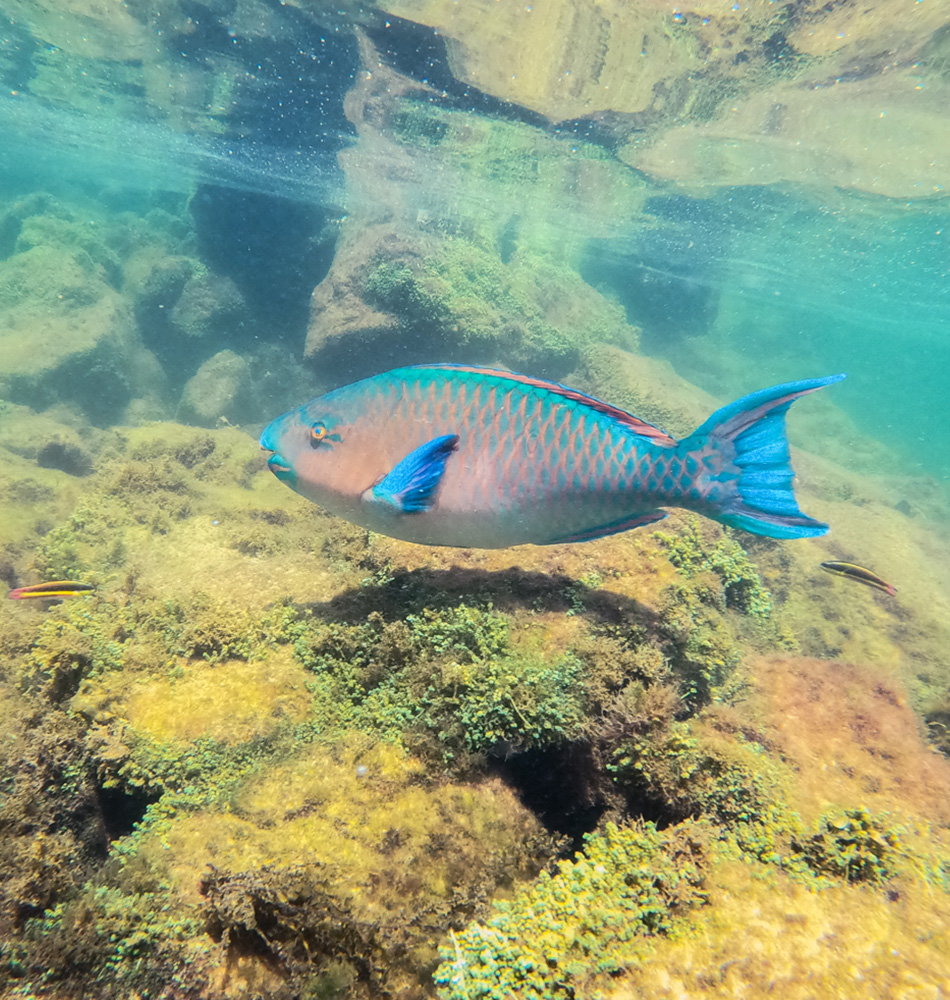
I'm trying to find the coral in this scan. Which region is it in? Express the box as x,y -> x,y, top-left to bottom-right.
434,820 -> 706,1000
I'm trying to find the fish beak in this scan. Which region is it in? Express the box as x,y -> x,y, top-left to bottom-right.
260,416 -> 297,485
265,452 -> 296,485
259,422 -> 279,453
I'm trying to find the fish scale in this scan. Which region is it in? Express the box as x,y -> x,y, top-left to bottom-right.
260,364 -> 845,548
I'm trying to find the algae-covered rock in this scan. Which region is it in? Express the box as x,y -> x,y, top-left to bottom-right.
177,349 -> 252,427
170,272 -> 245,341
0,689 -> 107,936
306,222 -> 639,377
437,654 -> 950,1000
302,32 -> 645,375
0,245 -> 148,424
0,195 -> 172,425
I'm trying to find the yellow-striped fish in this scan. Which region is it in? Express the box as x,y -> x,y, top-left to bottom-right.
819,561 -> 896,596
8,581 -> 95,600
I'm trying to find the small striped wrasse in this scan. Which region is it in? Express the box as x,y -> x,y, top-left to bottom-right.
8,580 -> 95,599
820,561 -> 896,596
260,364 -> 844,549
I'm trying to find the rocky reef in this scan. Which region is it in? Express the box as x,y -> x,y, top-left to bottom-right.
1,372 -> 949,997
1,0 -> 950,997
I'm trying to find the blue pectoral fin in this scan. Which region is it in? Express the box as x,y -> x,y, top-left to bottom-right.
364,434 -> 459,514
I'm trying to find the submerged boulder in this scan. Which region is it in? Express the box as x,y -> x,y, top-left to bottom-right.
0,243 -> 155,425
177,349 -> 252,427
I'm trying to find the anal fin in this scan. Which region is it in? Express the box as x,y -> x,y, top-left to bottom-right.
543,510 -> 667,545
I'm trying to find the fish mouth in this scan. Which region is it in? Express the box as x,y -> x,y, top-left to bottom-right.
266,453 -> 296,484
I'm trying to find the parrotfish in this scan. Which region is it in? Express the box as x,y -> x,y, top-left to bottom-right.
260,364 -> 844,549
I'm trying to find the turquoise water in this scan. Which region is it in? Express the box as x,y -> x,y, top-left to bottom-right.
584,187 -> 950,479
3,2 -> 950,997
2,6 -> 947,481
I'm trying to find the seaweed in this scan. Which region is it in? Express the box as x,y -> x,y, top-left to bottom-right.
655,517 -> 772,619
791,807 -> 904,884
434,820 -> 706,1000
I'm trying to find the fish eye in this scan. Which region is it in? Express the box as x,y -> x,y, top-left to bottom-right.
309,423 -> 328,447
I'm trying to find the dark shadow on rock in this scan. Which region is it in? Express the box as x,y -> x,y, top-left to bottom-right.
488,742 -> 608,850
190,186 -> 339,343
297,566 -> 661,634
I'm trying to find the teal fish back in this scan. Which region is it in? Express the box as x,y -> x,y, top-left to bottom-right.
362,366 -> 671,530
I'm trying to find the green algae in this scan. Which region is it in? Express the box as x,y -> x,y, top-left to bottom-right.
1,337 -> 950,1000
360,230 -> 639,374
657,581 -> 742,707
791,807 -> 904,885
434,820 -> 706,1000
655,517 -> 773,620
4,530 -> 950,999
283,603 -> 585,761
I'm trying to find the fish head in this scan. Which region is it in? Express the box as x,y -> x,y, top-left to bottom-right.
259,392 -> 375,513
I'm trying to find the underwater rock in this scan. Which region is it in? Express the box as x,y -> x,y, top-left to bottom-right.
170,272 -> 245,341
0,404 -> 98,474
0,245 -> 150,425
302,31 -> 644,378
305,220 -> 639,378
0,194 -> 171,425
125,252 -> 195,320
177,349 -> 252,427
304,224 -> 404,363
125,252 -> 206,366
15,211 -> 122,287
189,185 -> 339,341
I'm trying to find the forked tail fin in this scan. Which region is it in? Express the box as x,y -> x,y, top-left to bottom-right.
682,374 -> 846,539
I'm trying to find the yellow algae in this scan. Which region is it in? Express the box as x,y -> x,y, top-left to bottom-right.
747,656 -> 950,829
0,444 -> 81,551
612,857 -> 950,1000
146,739 -> 545,893
75,649 -> 312,745
127,739 -> 551,991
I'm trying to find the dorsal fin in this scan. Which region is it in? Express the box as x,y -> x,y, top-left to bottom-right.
410,364 -> 678,446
